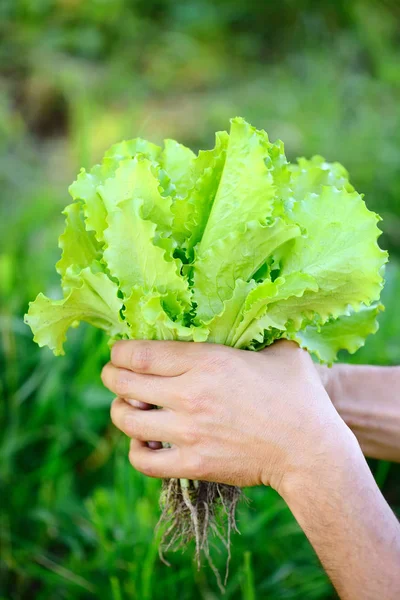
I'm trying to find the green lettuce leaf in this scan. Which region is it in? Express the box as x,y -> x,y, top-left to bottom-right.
231,272 -> 319,348
124,287 -> 208,342
69,138 -> 163,242
103,197 -> 189,300
25,267 -> 128,356
194,218 -> 301,322
197,118 -> 276,251
97,155 -> 173,236
272,186 -> 387,327
291,304 -> 383,364
171,131 -> 229,254
206,279 -> 256,344
56,202 -> 101,284
160,139 -> 196,197
68,159 -> 117,242
289,155 -> 354,197
104,138 -> 162,163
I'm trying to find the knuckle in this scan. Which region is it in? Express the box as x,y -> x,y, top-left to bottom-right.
180,422 -> 200,446
202,348 -> 231,373
175,385 -> 189,406
271,340 -> 312,374
292,346 -> 312,371
188,453 -> 209,481
110,340 -> 124,362
280,340 -> 305,360
130,343 -> 153,373
113,375 -> 131,397
183,387 -> 210,414
278,339 -> 297,350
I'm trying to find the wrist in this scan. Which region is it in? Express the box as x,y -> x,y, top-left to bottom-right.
277,418 -> 362,505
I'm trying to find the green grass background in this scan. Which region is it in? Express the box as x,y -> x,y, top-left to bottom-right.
1,1 -> 400,598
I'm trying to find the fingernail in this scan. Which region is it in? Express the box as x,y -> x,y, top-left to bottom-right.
147,441 -> 163,450
126,399 -> 149,410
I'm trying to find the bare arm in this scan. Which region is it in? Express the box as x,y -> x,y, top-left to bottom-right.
318,364 -> 400,462
282,432 -> 400,600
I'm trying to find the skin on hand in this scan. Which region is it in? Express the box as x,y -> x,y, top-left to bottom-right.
101,339 -> 354,495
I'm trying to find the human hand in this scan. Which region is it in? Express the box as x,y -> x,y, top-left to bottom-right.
101,340 -> 354,496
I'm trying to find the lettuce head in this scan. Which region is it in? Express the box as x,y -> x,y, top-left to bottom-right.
25,118 -> 387,363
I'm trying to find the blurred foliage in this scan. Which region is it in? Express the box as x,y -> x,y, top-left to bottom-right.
1,0 -> 399,598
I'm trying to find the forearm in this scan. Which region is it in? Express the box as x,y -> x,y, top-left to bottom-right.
321,364 -> 400,462
281,429 -> 400,600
